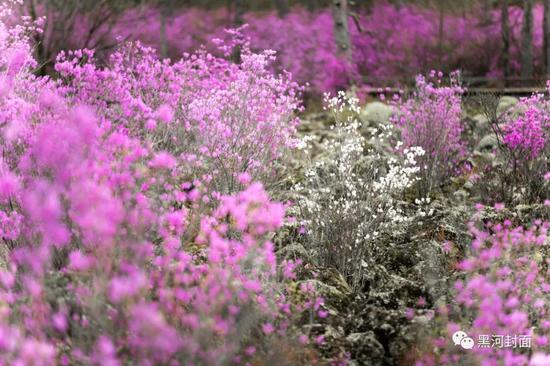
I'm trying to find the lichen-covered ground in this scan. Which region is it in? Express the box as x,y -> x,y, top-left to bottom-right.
277,95 -> 549,365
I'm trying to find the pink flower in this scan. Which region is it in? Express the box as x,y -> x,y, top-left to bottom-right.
52,312 -> 67,332
237,172 -> 251,185
262,323 -> 275,335
149,151 -> 176,169
318,310 -> 328,318
0,171 -> 19,203
530,353 -> 550,366
145,118 -> 157,130
155,105 -> 174,123
494,203 -> 505,211
68,251 -> 92,271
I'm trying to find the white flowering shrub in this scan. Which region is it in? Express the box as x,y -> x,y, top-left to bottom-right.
291,92 -> 424,290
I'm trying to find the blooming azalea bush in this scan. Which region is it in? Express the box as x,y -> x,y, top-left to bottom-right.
111,7 -> 353,95
106,3 -> 499,93
38,2 -> 548,95
3,0 -> 550,364
502,96 -> 548,161
498,85 -> 549,203
414,209 -> 550,366
54,28 -> 301,197
473,82 -> 549,205
0,5 -> 327,365
391,72 -> 465,196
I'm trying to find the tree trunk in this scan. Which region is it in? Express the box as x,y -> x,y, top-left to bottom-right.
159,5 -> 168,59
501,0 -> 510,84
304,0 -> 316,11
544,0 -> 550,76
274,0 -> 289,18
390,0 -> 404,9
227,0 -> 232,21
438,4 -> 445,70
234,0 -> 246,25
29,0 -> 48,75
520,0 -> 534,78
331,0 -> 352,64
482,0 -> 493,25
231,0 -> 246,63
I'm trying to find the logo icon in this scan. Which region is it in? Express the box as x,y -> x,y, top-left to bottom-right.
452,330 -> 475,349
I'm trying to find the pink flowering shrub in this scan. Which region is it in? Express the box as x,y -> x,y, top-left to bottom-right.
117,3 -> 493,92
502,91 -> 549,160
415,213 -> 550,366
54,29 -> 301,196
106,3 -> 549,92
110,7 -> 353,95
479,83 -> 550,204
20,1 -> 550,95
391,72 -> 465,196
0,7 -> 325,365
503,101 -> 547,159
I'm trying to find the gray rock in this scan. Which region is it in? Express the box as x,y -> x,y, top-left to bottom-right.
471,113 -> 490,133
277,242 -> 310,261
476,134 -> 498,152
299,275 -> 351,311
496,96 -> 518,116
346,331 -> 385,366
360,102 -> 394,125
454,189 -> 470,199
0,244 -> 7,271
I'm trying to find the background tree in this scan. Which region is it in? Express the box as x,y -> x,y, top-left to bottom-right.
234,0 -> 247,25
25,0 -> 139,75
437,1 -> 445,69
158,0 -> 178,58
481,0 -> 493,25
331,0 -> 352,64
520,0 -> 534,78
501,0 -> 510,83
274,0 -> 290,17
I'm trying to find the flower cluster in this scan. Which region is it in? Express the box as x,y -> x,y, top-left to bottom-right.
391,72 -> 465,196
54,29 -> 301,196
480,85 -> 550,204
30,2 -> 550,94
417,211 -> 550,366
502,93 -> 549,160
291,92 -> 423,290
0,8 -> 320,365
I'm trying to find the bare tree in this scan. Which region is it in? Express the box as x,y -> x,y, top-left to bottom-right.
156,0 -> 179,59
304,0 -> 317,11
390,0 -> 405,9
273,0 -> 289,17
159,1 -> 170,58
481,0 -> 493,25
520,0 -> 534,78
26,0 -> 138,75
544,0 -> 550,76
234,0 -> 246,25
437,2 -> 445,70
501,0 -> 510,83
331,0 -> 352,64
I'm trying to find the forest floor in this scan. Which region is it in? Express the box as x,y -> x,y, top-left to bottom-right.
278,95 -> 549,365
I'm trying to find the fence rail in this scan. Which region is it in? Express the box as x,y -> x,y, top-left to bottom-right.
361,76 -> 548,96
